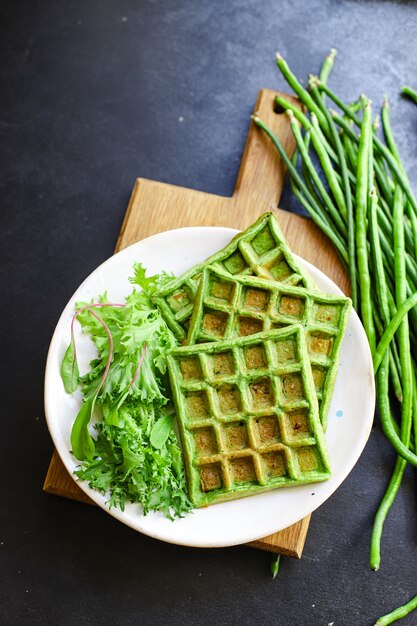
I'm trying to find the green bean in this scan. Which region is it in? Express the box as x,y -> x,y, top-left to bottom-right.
374,201 -> 395,248
370,221 -> 417,292
370,315 -> 403,416
387,286 -> 398,318
374,292 -> 417,372
373,314 -> 403,402
287,111 -> 348,237
309,109 -> 340,163
375,201 -> 417,278
310,82 -> 357,306
309,75 -> 362,125
251,114 -> 308,194
381,96 -> 417,262
381,99 -> 417,244
381,97 -> 402,168
346,165 -> 417,293
406,253 -> 417,290
412,371 -> 417,457
378,232 -> 401,286
270,554 -> 281,579
293,137 -> 339,232
277,95 -> 359,194
275,95 -> 311,128
374,158 -> 394,205
310,113 -> 348,221
377,353 -> 417,467
288,96 -> 417,292
373,141 -> 417,215
252,115 -> 331,224
308,78 -> 359,187
386,334 -> 403,400
276,53 -> 328,130
375,592 -> 417,625
342,125 -> 358,170
370,186 -> 413,571
384,391 -> 401,438
369,109 -> 376,196
252,114 -> 348,261
406,295 -> 417,345
326,92 -> 417,216
291,146 -> 334,229
318,49 -> 337,95
370,455 -> 407,571
300,131 -> 319,200
331,109 -> 361,141
368,234 -> 402,401
290,178 -> 349,263
369,188 -> 390,324
374,221 -> 417,296
331,99 -> 412,207
368,202 -> 417,293
410,211 -> 417,260
402,85 -> 417,105
392,186 -> 413,441
349,100 -> 363,115
332,111 -> 386,201
355,99 -> 376,352
318,81 -> 362,124
291,144 -> 299,170
323,83 -> 412,201
405,218 -> 417,261
377,192 -> 393,225
275,95 -> 340,164
389,350 -> 403,403
298,155 -> 346,237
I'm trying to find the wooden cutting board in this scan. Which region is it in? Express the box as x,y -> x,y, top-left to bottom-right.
43,88 -> 349,558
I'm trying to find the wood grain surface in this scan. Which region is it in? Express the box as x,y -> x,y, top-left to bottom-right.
43,88 -> 349,559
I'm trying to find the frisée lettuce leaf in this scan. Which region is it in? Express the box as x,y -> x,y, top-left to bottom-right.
61,263 -> 192,520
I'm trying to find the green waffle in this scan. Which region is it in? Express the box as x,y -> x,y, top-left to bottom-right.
167,325 -> 331,508
153,212 -> 315,342
186,266 -> 351,430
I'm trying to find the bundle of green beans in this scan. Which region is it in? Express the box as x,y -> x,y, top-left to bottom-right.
253,51 -> 417,626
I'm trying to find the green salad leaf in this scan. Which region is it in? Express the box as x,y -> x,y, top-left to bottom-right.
150,409 -> 174,449
61,263 -> 192,520
60,337 -> 79,393
70,395 -> 96,461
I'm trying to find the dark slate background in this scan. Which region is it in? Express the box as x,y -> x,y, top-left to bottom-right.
2,1 -> 417,624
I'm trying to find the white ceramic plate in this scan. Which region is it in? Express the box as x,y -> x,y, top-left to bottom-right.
44,227 -> 375,548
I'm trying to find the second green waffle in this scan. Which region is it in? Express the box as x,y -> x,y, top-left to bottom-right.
186,266 -> 351,430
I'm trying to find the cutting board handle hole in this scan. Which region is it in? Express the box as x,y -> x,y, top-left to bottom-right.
273,99 -> 287,115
